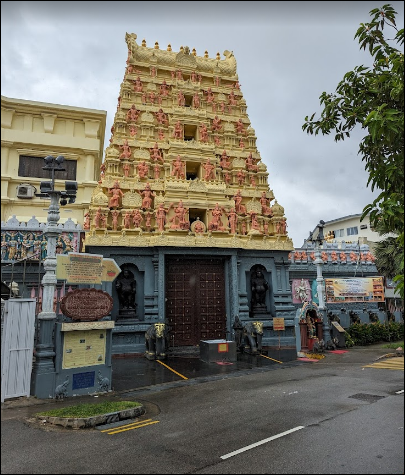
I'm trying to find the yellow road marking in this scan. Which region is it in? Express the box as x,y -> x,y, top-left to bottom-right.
156,359 -> 188,379
107,420 -> 160,435
260,354 -> 283,364
100,419 -> 152,433
363,358 -> 404,370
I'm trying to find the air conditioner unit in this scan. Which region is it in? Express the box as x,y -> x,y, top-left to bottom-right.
16,184 -> 36,199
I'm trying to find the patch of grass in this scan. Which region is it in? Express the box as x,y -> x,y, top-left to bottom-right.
36,401 -> 141,418
382,340 -> 404,349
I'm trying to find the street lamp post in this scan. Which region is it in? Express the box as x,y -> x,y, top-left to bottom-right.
308,220 -> 331,343
31,155 -> 77,398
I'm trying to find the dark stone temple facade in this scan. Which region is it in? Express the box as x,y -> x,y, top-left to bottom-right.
84,35 -> 296,355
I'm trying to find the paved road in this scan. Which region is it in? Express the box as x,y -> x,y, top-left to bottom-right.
1,346 -> 403,474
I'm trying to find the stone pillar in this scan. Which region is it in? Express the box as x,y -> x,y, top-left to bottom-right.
1,142 -> 12,176
85,153 -> 95,181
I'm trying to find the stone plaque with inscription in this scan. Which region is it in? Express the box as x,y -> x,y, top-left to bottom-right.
60,288 -> 113,321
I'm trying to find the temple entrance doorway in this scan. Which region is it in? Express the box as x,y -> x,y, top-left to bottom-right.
166,256 -> 227,347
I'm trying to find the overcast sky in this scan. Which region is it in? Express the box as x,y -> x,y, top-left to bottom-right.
2,1 -> 404,247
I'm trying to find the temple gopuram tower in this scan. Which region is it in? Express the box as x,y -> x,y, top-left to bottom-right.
84,34 -> 296,355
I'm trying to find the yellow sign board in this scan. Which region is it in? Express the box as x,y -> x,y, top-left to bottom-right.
57,254 -> 121,284
273,318 -> 285,331
101,258 -> 122,282
62,329 -> 107,369
331,321 -> 345,333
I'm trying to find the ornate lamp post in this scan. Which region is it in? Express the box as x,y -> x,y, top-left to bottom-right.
31,155 -> 77,398
308,220 -> 331,343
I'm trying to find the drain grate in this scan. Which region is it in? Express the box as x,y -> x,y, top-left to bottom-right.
349,393 -> 386,403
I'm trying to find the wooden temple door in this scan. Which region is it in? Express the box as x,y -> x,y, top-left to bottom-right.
166,257 -> 227,347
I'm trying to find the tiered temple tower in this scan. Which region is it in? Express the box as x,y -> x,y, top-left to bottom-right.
84,34 -> 296,355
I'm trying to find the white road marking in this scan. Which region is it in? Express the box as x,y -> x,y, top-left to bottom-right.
220,426 -> 305,460
395,389 -> 404,394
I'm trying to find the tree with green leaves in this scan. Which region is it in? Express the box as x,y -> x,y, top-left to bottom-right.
302,4 -> 404,299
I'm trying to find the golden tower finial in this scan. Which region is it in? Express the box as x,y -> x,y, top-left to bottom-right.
142,39 -> 146,47
167,44 -> 172,51
180,45 -> 184,52
154,41 -> 159,49
204,50 -> 209,58
216,52 -> 221,60
192,48 -> 197,56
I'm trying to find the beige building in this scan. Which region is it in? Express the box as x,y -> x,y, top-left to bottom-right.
1,95 -> 106,225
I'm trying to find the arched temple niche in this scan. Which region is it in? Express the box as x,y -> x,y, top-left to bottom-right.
248,264 -> 276,319
113,263 -> 144,322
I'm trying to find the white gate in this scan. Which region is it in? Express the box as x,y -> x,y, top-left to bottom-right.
1,298 -> 36,402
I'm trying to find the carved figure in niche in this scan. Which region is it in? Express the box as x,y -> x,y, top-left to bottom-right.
170,200 -> 190,230
239,138 -> 245,149
149,91 -> 157,104
205,87 -> 215,104
241,221 -> 247,235
160,80 -> 169,96
133,76 -> 143,92
209,203 -> 225,231
191,71 -> 197,82
127,104 -> 140,122
193,217 -> 205,234
263,222 -> 269,235
215,76 -> 220,86
212,102 -> 217,113
140,183 -> 155,209
276,220 -> 287,234
251,268 -> 269,308
212,115 -> 222,132
144,212 -> 153,232
158,129 -> 165,140
246,152 -> 258,172
171,70 -> 176,80
155,203 -> 173,232
119,140 -> 132,160
229,90 -> 237,106
249,211 -> 261,232
260,192 -> 273,216
233,316 -> 244,351
132,209 -> 143,228
203,159 -> 215,181
192,92 -> 200,109
220,150 -> 231,169
250,175 -> 257,187
155,108 -> 168,125
150,143 -> 164,163
145,323 -> 170,360
94,207 -> 106,228
108,180 -> 124,208
214,135 -> 221,146
117,95 -> 121,110
233,189 -> 246,214
122,163 -> 130,178
153,164 -> 161,180
83,212 -> 91,230
137,161 -> 149,179
171,155 -> 185,179
123,211 -> 132,229
150,66 -> 156,78
219,102 -> 225,113
306,314 -> 316,338
234,80 -> 241,90
237,170 -> 246,186
199,123 -> 209,142
111,210 -> 120,231
236,118 -> 247,135
176,69 -> 183,80
173,120 -> 183,139
177,91 -> 186,107
224,171 -> 232,185
116,268 -> 137,310
130,125 -> 137,137
157,94 -> 163,106
227,207 -> 238,234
